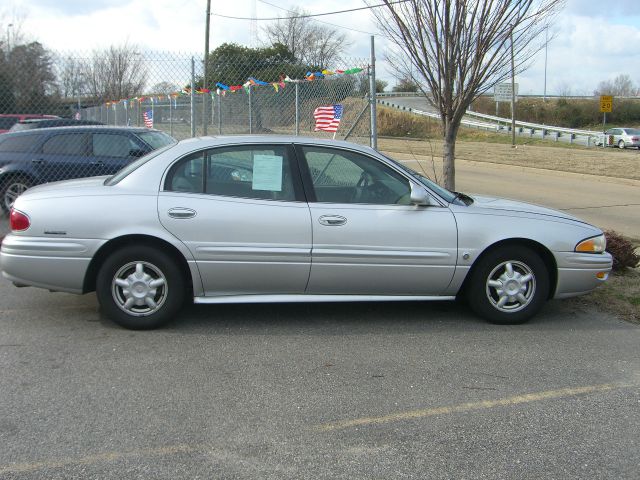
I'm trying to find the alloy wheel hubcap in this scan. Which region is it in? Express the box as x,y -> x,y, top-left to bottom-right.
112,261 -> 167,316
485,260 -> 536,313
5,182 -> 29,209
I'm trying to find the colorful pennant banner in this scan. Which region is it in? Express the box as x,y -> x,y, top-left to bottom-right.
104,66 -> 366,106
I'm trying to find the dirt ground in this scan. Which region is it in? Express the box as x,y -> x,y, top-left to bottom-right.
378,137 -> 640,181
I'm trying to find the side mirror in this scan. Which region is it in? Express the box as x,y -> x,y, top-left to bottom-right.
410,182 -> 432,206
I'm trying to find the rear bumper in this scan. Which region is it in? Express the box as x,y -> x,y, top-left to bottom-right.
553,251 -> 612,299
1,234 -> 103,294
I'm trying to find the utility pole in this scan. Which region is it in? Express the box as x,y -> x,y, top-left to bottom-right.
510,26 -> 516,148
203,0 -> 211,135
543,25 -> 548,102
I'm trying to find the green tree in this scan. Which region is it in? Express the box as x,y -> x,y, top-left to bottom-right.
7,41 -> 56,113
204,42 -> 309,87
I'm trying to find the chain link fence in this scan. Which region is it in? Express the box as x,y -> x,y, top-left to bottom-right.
80,52 -> 372,143
0,48 -> 373,221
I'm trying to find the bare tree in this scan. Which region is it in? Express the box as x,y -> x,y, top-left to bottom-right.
56,55 -> 87,99
594,74 -> 636,97
371,0 -> 565,190
150,81 -> 178,95
262,7 -> 351,67
83,43 -> 147,101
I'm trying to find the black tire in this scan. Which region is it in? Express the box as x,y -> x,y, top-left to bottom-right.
0,174 -> 32,213
618,140 -> 625,149
467,246 -> 549,325
96,246 -> 185,329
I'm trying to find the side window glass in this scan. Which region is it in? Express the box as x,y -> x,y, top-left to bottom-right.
0,135 -> 43,153
301,146 -> 411,205
42,133 -> 88,156
206,145 -> 295,201
93,134 -> 139,157
165,151 -> 205,193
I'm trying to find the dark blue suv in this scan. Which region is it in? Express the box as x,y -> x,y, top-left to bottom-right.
0,126 -> 176,211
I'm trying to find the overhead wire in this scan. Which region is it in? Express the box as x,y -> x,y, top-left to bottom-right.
256,0 -> 378,36
211,0 -> 408,21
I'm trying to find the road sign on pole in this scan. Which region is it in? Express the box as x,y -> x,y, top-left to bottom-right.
599,95 -> 613,113
494,83 -> 518,103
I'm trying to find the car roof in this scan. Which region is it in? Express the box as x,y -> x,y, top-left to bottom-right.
0,125 -> 159,137
0,114 -> 59,118
17,118 -> 102,124
169,134 -> 378,157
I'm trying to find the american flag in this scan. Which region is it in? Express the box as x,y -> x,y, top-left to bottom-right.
143,109 -> 153,128
313,104 -> 343,133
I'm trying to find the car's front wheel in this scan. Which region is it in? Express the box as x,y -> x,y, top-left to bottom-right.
618,140 -> 626,149
96,246 -> 185,329
467,246 -> 549,325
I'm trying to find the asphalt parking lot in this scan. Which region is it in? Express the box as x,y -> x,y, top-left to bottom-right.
0,279 -> 639,479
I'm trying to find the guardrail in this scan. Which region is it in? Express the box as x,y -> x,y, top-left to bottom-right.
376,98 -> 603,147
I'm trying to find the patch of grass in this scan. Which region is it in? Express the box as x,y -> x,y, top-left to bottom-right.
567,268 -> 640,324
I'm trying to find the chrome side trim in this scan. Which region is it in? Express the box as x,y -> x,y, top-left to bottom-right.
194,294 -> 456,304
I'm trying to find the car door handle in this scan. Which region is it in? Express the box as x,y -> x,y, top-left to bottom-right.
318,215 -> 347,226
31,158 -> 44,164
168,207 -> 197,219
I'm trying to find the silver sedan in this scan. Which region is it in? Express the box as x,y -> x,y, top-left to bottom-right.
600,127 -> 640,149
1,136 -> 612,329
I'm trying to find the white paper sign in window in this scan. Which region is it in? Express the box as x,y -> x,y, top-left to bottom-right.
252,154 -> 283,191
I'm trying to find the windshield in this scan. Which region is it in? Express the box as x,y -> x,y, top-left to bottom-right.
380,153 -> 458,203
137,131 -> 176,149
622,128 -> 640,135
104,143 -> 175,186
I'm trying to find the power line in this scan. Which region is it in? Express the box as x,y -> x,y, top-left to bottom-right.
257,0 -> 377,36
211,0 -> 408,21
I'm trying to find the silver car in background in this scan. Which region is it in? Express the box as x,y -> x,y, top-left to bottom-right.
599,127 -> 640,149
1,136 -> 612,329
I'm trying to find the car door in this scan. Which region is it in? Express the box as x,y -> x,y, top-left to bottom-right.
158,143 -> 312,296
296,144 -> 458,296
89,132 -> 148,175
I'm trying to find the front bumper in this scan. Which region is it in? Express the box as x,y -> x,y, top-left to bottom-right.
553,251 -> 612,299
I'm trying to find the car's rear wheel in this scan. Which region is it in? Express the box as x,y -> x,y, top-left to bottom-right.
618,140 -> 625,149
1,175 -> 31,212
96,246 -> 185,329
467,246 -> 549,325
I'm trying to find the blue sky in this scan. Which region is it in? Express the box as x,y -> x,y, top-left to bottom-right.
2,0 -> 640,95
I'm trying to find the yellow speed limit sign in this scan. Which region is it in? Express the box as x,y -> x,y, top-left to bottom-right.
600,95 -> 613,113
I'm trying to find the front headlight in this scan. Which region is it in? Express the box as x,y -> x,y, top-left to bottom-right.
575,234 -> 607,253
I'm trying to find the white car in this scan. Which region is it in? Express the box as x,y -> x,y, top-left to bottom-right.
1,136 -> 612,329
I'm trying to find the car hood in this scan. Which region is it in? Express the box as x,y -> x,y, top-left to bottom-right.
467,194 -> 585,223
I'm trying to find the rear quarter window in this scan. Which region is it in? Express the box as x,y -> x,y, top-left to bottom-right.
0,135 -> 44,153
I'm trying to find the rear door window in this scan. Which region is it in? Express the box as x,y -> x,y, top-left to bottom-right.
42,133 -> 89,156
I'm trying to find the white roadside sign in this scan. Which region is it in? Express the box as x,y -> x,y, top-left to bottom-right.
494,83 -> 518,102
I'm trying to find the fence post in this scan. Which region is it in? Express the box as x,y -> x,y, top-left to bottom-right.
190,57 -> 196,138
169,96 -> 173,137
248,86 -> 253,135
369,35 -> 378,149
202,94 -> 207,136
218,93 -> 222,135
295,82 -> 299,136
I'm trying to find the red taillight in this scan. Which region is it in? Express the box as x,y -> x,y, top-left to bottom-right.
632,137 -> 639,141
10,208 -> 30,231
